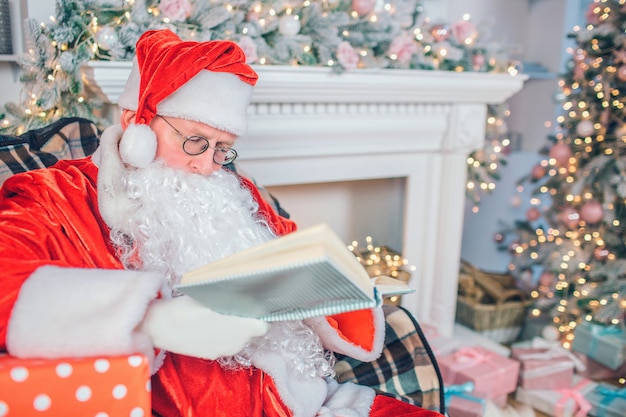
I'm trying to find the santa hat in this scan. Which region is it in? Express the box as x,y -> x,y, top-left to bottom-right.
116,29 -> 258,168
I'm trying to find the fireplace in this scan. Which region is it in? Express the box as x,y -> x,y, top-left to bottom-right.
82,62 -> 525,336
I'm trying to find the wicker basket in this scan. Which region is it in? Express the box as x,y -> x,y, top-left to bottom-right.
456,295 -> 531,331
456,260 -> 532,343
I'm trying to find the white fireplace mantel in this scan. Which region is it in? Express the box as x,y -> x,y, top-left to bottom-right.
82,62 -> 527,337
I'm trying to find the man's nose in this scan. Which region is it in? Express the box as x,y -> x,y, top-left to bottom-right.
189,149 -> 221,176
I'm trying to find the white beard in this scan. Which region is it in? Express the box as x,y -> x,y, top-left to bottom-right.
109,161 -> 334,378
109,161 -> 276,285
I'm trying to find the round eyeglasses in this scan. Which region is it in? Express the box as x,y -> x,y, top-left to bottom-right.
158,116 -> 238,165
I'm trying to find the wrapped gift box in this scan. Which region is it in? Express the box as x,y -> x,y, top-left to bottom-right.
573,351 -> 626,381
515,375 -> 596,417
421,323 -> 463,357
0,354 -> 150,416
438,346 -> 520,402
571,321 -> 625,370
444,382 -> 486,417
587,383 -> 626,417
511,346 -> 575,390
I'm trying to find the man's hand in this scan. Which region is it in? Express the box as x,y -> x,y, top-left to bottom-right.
139,296 -> 269,359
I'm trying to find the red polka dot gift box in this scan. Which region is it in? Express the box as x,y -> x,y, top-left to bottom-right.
0,353 -> 150,416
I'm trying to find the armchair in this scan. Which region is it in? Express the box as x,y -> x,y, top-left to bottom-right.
0,118 -> 445,415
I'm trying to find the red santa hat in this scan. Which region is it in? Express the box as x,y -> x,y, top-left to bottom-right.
116,29 -> 258,168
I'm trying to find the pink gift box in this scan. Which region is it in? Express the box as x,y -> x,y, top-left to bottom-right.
438,346 -> 520,401
447,395 -> 485,417
420,324 -> 462,357
489,393 -> 509,409
444,381 -> 487,417
511,347 -> 575,390
572,351 -> 626,380
514,375 -> 595,417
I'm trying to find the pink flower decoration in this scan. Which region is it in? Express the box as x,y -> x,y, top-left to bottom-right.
336,41 -> 360,70
388,34 -> 417,64
237,36 -> 258,64
159,0 -> 193,22
451,20 -> 476,44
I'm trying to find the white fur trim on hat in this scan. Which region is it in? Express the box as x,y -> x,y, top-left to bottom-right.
117,58 -> 254,136
119,123 -> 157,168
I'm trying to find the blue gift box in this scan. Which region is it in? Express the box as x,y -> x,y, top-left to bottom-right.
587,383 -> 626,417
571,321 -> 625,371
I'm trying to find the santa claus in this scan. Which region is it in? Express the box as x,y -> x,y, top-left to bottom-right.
0,29 -> 440,417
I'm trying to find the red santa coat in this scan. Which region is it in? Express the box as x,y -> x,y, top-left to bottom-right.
0,127 -> 440,417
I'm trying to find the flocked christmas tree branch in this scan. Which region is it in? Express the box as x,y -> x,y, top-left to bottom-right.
0,0 -> 520,204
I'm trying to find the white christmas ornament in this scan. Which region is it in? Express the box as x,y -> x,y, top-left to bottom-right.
279,15 -> 301,37
576,119 -> 595,137
541,325 -> 560,342
94,26 -> 118,51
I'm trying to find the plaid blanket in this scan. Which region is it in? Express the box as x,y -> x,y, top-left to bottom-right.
334,305 -> 445,414
0,117 -> 100,186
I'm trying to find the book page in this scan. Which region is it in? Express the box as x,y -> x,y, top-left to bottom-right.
181,224 -> 371,288
177,255 -> 378,321
372,275 -> 415,297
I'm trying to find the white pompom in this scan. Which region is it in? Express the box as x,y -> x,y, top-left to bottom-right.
119,124 -> 157,168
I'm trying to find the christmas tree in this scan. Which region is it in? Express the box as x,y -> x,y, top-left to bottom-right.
499,0 -> 626,347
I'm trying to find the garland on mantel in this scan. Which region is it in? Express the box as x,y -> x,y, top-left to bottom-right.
0,0 -> 519,203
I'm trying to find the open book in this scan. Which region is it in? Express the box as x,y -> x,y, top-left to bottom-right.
174,224 -> 414,321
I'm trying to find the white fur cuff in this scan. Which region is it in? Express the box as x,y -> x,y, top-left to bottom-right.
7,265 -> 165,361
304,308 -> 386,362
318,378 -> 376,417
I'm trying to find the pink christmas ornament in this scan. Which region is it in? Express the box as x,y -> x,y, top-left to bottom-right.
351,0 -> 375,16
451,20 -> 476,44
549,142 -> 572,167
618,65 -> 626,82
526,207 -> 542,222
539,271 -> 555,287
530,163 -> 546,180
559,206 -> 580,229
585,2 -> 601,25
472,53 -> 485,70
430,24 -> 450,42
594,246 -> 609,261
580,200 -> 604,224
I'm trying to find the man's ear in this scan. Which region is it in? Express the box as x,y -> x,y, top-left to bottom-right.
120,109 -> 137,129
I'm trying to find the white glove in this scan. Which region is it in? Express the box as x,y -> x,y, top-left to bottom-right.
139,296 -> 269,359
